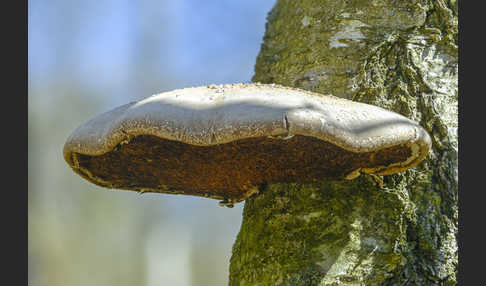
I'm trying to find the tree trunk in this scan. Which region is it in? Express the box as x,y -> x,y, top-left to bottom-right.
229,0 -> 458,285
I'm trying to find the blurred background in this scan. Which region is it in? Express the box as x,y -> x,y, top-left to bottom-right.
28,1 -> 276,285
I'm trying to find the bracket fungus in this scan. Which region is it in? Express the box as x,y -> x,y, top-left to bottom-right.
63,83 -> 431,207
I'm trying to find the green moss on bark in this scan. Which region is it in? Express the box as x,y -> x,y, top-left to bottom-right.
230,0 -> 457,285
230,178 -> 418,285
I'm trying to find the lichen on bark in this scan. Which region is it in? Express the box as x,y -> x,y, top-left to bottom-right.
229,0 -> 457,285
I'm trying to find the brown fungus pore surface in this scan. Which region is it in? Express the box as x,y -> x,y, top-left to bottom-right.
74,134 -> 410,202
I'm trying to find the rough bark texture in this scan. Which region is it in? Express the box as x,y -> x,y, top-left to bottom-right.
229,0 -> 458,285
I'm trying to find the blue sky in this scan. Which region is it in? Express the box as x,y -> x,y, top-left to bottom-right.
29,0 -> 276,106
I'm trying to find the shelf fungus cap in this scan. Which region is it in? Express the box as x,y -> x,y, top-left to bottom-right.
63,83 -> 431,206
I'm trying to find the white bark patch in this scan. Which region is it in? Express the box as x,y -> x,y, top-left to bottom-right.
329,20 -> 369,48
301,15 -> 311,27
408,40 -> 458,151
298,211 -> 322,223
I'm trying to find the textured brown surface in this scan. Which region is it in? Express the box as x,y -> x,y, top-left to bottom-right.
73,134 -> 410,202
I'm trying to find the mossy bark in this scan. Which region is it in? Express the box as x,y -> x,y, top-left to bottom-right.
229,0 -> 457,285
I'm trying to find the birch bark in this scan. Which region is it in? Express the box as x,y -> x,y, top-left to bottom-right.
229,1 -> 458,285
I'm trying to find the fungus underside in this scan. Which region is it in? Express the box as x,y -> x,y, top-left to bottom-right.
72,134 -> 411,202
